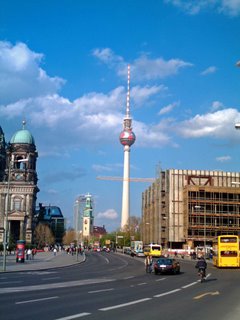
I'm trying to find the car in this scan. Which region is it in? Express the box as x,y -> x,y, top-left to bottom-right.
123,247 -> 131,255
154,258 -> 180,275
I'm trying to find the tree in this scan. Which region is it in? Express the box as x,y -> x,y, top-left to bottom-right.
62,229 -> 76,246
34,223 -> 55,248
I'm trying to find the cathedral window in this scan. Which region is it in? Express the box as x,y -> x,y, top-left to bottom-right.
13,197 -> 22,211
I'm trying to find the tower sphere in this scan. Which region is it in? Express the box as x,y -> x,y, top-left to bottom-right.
119,129 -> 136,146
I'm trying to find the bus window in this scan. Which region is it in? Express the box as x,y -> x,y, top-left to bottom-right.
220,251 -> 238,257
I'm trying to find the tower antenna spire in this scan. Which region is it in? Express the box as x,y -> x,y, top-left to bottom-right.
126,64 -> 131,119
123,65 -> 132,131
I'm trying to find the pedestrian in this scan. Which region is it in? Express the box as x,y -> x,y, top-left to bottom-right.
148,255 -> 153,273
53,248 -> 57,256
32,248 -> 36,259
145,255 -> 149,273
27,248 -> 32,260
145,255 -> 153,273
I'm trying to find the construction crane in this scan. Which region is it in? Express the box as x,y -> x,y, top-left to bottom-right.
96,176 -> 155,183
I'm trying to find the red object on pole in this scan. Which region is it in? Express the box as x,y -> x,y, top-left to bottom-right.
16,240 -> 25,263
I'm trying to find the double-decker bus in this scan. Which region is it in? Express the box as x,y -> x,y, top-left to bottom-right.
213,235 -> 239,268
143,244 -> 162,257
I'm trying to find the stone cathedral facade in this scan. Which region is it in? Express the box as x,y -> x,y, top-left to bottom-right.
0,121 -> 39,245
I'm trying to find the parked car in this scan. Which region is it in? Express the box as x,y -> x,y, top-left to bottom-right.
154,258 -> 180,275
123,247 -> 131,255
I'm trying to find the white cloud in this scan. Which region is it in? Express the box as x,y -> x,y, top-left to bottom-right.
0,41 -> 173,151
216,155 -> 231,162
201,66 -> 217,75
130,55 -> 193,81
219,0 -> 240,16
177,108 -> 240,139
211,101 -> 224,111
0,41 -> 65,105
133,119 -> 174,147
164,0 -> 214,15
158,101 -> 179,115
93,48 -> 193,81
131,85 -> 168,106
97,209 -> 118,220
2,40 -> 239,158
165,0 -> 240,16
92,48 -> 124,66
92,164 -> 113,172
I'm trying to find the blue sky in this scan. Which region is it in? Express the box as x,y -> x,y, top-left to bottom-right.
1,0 -> 240,232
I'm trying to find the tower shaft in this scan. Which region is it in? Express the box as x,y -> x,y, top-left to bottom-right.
121,145 -> 130,229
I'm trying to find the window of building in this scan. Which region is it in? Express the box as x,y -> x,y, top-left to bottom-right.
13,197 -> 21,211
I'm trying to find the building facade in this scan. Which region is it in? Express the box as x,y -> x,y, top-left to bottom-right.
34,204 -> 65,244
142,169 -> 240,249
0,122 -> 39,245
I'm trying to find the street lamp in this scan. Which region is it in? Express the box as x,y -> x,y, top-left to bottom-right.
2,157 -> 29,272
195,205 -> 206,257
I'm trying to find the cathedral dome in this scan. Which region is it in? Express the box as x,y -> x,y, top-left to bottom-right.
10,121 -> 35,145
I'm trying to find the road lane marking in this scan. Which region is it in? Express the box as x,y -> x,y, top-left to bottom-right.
138,282 -> 147,286
54,313 -> 91,319
0,278 -> 115,294
154,288 -> 181,298
193,291 -> 220,300
123,276 -> 134,279
15,296 -> 59,304
197,273 -> 211,282
182,282 -> 198,288
88,288 -> 114,294
155,278 -> 166,282
99,298 -> 152,311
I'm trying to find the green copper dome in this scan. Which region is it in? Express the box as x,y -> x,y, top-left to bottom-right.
10,121 -> 35,145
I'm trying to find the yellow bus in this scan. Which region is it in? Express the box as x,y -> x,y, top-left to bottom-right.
213,235 -> 239,268
143,244 -> 162,257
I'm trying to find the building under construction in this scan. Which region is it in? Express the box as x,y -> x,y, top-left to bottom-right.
142,169 -> 240,249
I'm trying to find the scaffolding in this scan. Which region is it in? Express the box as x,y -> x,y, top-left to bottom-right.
184,186 -> 240,246
142,169 -> 240,249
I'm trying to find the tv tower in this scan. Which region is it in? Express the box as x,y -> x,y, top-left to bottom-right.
119,65 -> 136,229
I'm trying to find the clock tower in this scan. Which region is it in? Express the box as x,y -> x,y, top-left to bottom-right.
82,193 -> 94,239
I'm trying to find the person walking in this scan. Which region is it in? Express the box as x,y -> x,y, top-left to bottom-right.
145,255 -> 153,273
27,248 -> 32,260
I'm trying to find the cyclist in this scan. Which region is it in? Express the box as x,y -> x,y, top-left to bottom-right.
195,256 -> 207,278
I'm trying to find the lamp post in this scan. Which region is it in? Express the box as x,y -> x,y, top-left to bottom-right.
2,161 -> 11,272
2,157 -> 29,272
195,205 -> 206,257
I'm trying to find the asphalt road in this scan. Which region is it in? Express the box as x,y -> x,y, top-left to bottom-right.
0,252 -> 240,320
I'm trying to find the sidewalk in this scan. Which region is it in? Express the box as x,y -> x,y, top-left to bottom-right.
0,251 -> 86,273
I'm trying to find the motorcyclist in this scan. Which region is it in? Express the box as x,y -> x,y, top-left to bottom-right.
195,256 -> 207,277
